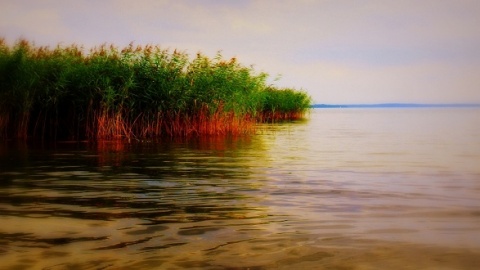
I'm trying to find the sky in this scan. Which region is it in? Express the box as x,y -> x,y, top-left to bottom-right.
1,0 -> 480,104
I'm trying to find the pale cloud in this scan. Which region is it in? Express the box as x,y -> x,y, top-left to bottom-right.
285,59 -> 480,103
230,16 -> 271,35
0,1 -> 70,45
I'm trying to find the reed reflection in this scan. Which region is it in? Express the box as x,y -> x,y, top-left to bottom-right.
0,135 -> 276,269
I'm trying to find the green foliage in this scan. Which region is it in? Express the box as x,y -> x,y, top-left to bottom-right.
0,38 -> 312,140
259,87 -> 312,121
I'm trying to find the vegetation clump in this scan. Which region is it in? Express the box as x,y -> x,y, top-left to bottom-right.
0,38 -> 311,140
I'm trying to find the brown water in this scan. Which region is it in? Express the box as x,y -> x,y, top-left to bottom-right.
1,108 -> 480,269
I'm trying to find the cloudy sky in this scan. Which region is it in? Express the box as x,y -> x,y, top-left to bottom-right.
1,0 -> 480,103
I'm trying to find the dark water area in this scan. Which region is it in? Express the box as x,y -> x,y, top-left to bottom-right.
1,108 -> 480,269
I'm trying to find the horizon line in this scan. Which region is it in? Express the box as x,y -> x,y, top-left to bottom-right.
311,103 -> 480,109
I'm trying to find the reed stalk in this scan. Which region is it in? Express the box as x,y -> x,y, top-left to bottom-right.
0,38 -> 311,141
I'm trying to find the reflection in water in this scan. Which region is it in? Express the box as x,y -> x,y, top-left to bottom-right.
0,136 -> 280,269
1,109 -> 480,269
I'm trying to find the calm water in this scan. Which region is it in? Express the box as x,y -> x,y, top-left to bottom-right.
1,108 -> 480,269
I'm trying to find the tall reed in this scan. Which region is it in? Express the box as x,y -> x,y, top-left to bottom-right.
0,38 -> 311,141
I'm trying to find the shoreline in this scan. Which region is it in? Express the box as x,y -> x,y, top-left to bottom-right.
312,103 -> 480,109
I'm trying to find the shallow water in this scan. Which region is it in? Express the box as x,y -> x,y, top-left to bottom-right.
1,108 -> 480,269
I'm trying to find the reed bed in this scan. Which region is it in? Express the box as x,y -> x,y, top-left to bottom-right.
0,38 -> 311,141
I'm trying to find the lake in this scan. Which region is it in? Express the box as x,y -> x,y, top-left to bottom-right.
1,108 -> 480,269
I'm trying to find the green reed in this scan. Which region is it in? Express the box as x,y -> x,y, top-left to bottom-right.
0,38 -> 311,140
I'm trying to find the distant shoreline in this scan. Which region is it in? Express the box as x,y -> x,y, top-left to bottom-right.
312,103 -> 480,109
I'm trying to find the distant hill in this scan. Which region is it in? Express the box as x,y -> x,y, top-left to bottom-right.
312,103 -> 480,109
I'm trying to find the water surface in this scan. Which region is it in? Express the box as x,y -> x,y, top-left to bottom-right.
1,108 -> 480,269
